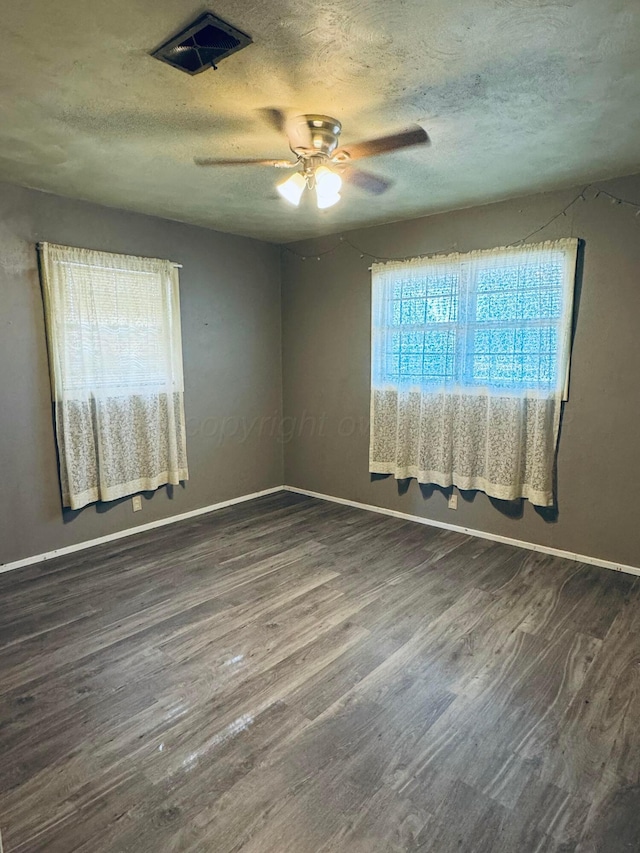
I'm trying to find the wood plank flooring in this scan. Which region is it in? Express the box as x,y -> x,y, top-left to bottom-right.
1,491 -> 639,852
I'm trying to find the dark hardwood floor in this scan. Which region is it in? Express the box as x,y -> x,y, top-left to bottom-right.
1,491 -> 639,852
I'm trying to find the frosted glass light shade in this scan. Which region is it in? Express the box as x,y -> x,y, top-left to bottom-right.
315,166 -> 342,195
277,172 -> 306,206
316,191 -> 341,209
315,166 -> 342,209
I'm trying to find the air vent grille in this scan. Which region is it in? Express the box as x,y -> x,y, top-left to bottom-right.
152,13 -> 252,75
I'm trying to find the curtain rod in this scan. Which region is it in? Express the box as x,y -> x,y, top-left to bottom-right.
36,243 -> 183,269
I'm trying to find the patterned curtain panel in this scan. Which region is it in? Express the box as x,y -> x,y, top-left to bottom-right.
40,243 -> 189,510
370,239 -> 578,507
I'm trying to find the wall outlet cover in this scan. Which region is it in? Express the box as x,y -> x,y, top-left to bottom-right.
448,493 -> 458,510
132,495 -> 143,512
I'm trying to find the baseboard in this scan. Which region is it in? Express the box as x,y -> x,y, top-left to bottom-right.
284,486 -> 640,578
5,483 -> 638,580
0,486 -> 285,575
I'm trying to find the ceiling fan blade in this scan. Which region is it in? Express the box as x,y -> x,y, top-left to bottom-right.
194,157 -> 297,168
257,107 -> 312,150
61,108 -> 249,137
258,107 -> 288,135
341,167 -> 392,195
333,125 -> 429,161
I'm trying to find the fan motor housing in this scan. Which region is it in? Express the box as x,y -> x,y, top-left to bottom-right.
294,115 -> 342,157
152,12 -> 252,75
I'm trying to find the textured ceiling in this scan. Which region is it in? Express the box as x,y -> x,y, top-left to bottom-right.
1,0 -> 639,242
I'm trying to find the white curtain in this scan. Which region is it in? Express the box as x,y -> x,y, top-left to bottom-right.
40,243 -> 189,510
370,239 -> 578,507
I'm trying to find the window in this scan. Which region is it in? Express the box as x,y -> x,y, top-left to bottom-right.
40,243 -> 188,510
372,241 -> 577,396
369,239 -> 579,507
48,253 -> 183,395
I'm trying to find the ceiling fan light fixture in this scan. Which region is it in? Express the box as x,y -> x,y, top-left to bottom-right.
315,165 -> 342,209
195,113 -> 429,213
316,190 -> 341,209
277,172 -> 306,206
315,166 -> 342,195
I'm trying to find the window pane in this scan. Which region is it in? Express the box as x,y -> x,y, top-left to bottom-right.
399,353 -> 424,375
399,298 -> 426,324
424,330 -> 456,382
401,279 -> 427,298
475,289 -> 562,322
476,261 -> 563,292
391,273 -> 459,326
383,329 -> 456,383
470,326 -> 558,387
426,293 -> 458,323
427,273 -> 458,296
399,331 -> 424,352
373,248 -> 571,393
475,260 -> 563,323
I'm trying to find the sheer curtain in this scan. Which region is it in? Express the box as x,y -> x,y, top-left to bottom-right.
370,239 -> 578,507
40,243 -> 189,510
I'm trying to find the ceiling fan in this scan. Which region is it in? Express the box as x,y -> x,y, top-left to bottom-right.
194,111 -> 430,209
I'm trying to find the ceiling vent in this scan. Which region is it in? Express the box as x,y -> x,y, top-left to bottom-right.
152,12 -> 252,75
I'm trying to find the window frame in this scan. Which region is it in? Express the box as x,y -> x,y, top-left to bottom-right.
371,240 -> 578,399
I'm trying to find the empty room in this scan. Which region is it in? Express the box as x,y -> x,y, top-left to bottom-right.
1,0 -> 640,850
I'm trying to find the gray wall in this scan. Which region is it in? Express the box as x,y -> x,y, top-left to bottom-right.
4,173 -> 640,569
0,183 -> 283,566
281,174 -> 640,567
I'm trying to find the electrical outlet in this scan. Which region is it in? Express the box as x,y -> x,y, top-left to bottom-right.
448,492 -> 458,510
132,495 -> 142,512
